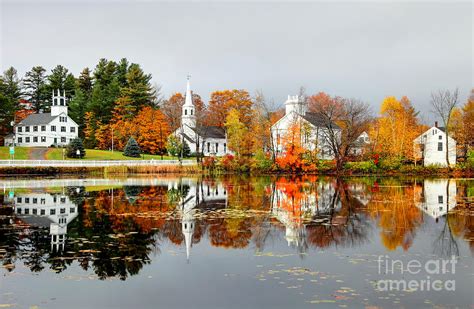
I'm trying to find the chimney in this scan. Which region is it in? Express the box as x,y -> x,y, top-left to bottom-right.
435,121 -> 438,128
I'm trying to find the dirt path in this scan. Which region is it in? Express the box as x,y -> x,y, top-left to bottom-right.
28,147 -> 49,160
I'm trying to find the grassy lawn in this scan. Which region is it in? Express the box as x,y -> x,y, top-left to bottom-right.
0,146 -> 31,160
45,148 -> 178,160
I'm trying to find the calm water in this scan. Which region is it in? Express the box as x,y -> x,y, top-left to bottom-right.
0,176 -> 472,308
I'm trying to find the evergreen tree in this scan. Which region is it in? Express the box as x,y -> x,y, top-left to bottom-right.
77,67 -> 93,98
182,140 -> 191,157
89,59 -> 120,123
23,66 -> 49,112
120,63 -> 155,111
48,65 -> 75,98
68,90 -> 88,138
66,137 -> 86,158
123,137 -> 141,158
0,67 -> 22,142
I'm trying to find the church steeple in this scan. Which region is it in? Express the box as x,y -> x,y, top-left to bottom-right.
182,75 -> 196,128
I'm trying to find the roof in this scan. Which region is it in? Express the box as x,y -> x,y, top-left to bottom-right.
192,126 -> 226,139
18,215 -> 53,228
301,112 -> 340,129
18,113 -> 57,126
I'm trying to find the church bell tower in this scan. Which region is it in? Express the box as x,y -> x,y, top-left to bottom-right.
51,89 -> 69,116
181,76 -> 196,128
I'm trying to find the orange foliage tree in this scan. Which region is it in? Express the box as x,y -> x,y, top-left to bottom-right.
370,96 -> 421,160
206,89 -> 253,127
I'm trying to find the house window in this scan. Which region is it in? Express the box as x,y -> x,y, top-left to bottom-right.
40,209 -> 45,215
18,127 -> 22,132
17,208 -> 21,214
41,125 -> 46,131
51,125 -> 56,132
439,135 -> 442,140
60,197 -> 66,203
50,209 -> 56,215
61,126 -> 66,132
25,137 -> 30,143
438,142 -> 443,151
33,136 -> 38,143
17,197 -> 22,203
224,143 -> 227,153
32,209 -> 37,215
207,142 -> 210,153
54,138 -> 57,144
24,208 -> 29,215
191,110 -> 193,115
70,127 -> 75,133
60,208 -> 66,214
18,137 -> 22,143
25,126 -> 30,132
215,143 -> 219,152
41,136 -> 46,142
33,126 -> 38,132
61,137 -> 66,143
25,198 -> 30,203
40,198 -> 45,204
70,208 -> 75,213
438,195 -> 443,204
185,110 -> 187,115
33,198 -> 37,204
432,129 -> 436,135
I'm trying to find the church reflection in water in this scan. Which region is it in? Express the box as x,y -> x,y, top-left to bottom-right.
0,176 -> 472,279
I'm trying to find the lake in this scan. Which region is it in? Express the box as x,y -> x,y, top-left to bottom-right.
0,176 -> 472,308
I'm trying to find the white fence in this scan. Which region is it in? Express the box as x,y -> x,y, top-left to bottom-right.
0,160 -> 197,167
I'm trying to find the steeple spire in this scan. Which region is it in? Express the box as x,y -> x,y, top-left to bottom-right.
184,75 -> 193,107
181,75 -> 196,128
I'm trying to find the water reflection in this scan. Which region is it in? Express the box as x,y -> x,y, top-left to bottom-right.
0,176 -> 472,281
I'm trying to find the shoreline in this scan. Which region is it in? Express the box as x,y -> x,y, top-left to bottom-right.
0,164 -> 472,177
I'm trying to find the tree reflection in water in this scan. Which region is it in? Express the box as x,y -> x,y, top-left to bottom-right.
0,176 -> 472,280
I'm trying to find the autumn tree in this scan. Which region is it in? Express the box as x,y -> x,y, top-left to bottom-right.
134,106 -> 170,155
206,89 -> 253,127
370,96 -> 421,161
430,88 -> 459,168
309,94 -> 371,171
225,109 -> 247,157
275,121 -> 307,172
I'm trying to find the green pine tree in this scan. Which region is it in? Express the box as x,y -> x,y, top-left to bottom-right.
66,138 -> 86,159
123,137 -> 141,158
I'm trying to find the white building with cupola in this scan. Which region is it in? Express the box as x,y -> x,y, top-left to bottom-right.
270,95 -> 340,160
4,90 -> 78,147
172,77 -> 230,157
12,192 -> 78,252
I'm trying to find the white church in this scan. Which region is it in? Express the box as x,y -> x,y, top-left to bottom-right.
271,95 -> 340,160
172,78 -> 229,157
4,90 -> 79,147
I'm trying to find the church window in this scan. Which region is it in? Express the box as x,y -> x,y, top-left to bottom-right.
50,209 -> 56,215
26,137 -> 30,143
33,137 -> 38,143
18,137 -> 22,143
224,143 -> 227,153
185,109 -> 187,115
51,125 -> 56,131
61,126 -> 66,132
71,127 -> 75,133
61,137 -> 66,143
33,126 -> 38,132
40,209 -> 45,215
41,136 -> 46,142
207,142 -> 210,153
438,142 -> 443,151
215,143 -> 219,152
439,135 -> 442,140
191,110 -> 193,115
33,198 -> 37,203
60,98 -> 64,106
438,195 -> 443,204
25,126 -> 30,132
41,125 -> 46,131
18,127 -> 22,133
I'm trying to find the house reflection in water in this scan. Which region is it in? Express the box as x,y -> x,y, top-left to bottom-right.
414,179 -> 457,221
10,191 -> 78,251
271,180 -> 341,251
168,179 -> 228,262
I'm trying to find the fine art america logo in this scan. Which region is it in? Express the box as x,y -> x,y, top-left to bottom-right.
376,255 -> 457,292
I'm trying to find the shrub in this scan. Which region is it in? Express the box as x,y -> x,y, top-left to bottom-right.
220,154 -> 235,171
202,156 -> 216,170
467,150 -> 474,169
344,161 -> 377,173
123,137 -> 141,158
379,157 -> 402,171
66,138 -> 86,159
251,150 -> 273,172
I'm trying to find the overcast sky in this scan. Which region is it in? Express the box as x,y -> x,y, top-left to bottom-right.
1,1 -> 472,120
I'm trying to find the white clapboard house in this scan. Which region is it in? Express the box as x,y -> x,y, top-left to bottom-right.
413,123 -> 456,166
5,90 -> 78,147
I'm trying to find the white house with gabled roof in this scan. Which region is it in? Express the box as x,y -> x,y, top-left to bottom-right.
5,90 -> 78,147
413,123 -> 456,167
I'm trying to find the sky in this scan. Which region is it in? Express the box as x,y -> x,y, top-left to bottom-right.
1,1 -> 472,120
